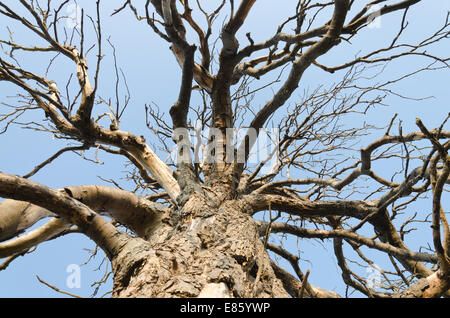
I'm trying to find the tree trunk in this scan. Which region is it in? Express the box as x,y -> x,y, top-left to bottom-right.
111,194 -> 288,298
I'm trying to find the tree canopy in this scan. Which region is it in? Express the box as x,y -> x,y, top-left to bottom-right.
0,0 -> 449,298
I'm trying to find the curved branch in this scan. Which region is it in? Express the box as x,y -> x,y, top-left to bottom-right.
0,184 -> 170,250
243,193 -> 373,219
0,200 -> 54,242
232,0 -> 350,180
249,0 -> 349,132
63,185 -> 170,238
270,260 -> 341,298
395,270 -> 450,298
258,221 -> 437,264
0,218 -> 69,258
0,172 -> 131,259
333,237 -> 386,297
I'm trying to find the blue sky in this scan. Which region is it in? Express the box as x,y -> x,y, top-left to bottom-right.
0,1 -> 449,297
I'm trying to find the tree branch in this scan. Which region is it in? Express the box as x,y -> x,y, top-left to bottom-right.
0,173 -> 132,259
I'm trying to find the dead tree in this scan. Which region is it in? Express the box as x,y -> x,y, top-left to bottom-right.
0,0 -> 449,298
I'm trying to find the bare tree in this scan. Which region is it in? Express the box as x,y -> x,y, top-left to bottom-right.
0,0 -> 449,298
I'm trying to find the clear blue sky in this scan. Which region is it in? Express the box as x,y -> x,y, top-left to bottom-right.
0,1 -> 449,297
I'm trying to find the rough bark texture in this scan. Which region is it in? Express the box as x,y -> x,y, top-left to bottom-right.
394,271 -> 450,298
112,196 -> 288,297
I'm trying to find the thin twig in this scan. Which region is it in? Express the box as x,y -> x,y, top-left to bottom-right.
36,275 -> 84,298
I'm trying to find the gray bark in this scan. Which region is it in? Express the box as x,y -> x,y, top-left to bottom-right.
111,196 -> 288,297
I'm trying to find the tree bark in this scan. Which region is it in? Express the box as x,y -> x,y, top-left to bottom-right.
395,270 -> 450,298
111,196 -> 288,298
